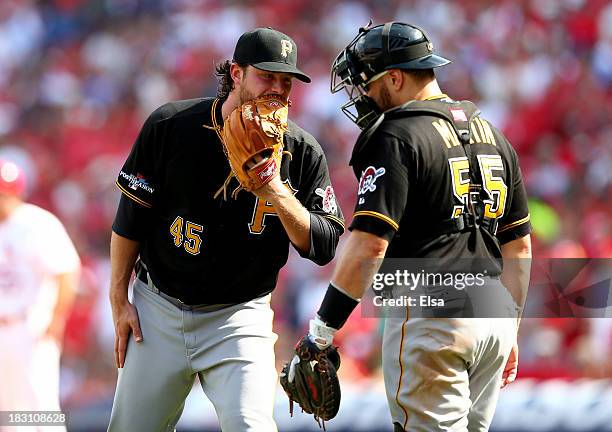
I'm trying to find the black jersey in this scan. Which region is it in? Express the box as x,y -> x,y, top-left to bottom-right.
349,96 -> 530,273
114,97 -> 344,305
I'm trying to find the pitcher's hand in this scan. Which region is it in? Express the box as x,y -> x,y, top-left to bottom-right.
111,300 -> 142,368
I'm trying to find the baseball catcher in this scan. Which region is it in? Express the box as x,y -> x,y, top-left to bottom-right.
217,94 -> 289,199
280,325 -> 341,429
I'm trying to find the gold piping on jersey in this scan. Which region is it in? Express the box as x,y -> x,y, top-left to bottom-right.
396,306 -> 410,430
202,98 -> 224,141
497,214 -> 531,234
353,211 -> 399,231
323,214 -> 346,230
115,180 -> 152,208
211,98 -> 225,141
206,98 -> 242,200
423,93 -> 449,101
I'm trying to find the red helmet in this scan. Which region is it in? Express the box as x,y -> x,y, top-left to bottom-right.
0,160 -> 26,197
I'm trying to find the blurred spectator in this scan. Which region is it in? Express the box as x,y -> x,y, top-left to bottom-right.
0,158 -> 80,432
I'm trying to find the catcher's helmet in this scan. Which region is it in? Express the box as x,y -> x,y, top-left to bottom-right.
331,21 -> 452,129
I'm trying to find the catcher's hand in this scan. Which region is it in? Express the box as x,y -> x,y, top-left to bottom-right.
280,336 -> 341,428
501,342 -> 518,388
220,94 -> 288,195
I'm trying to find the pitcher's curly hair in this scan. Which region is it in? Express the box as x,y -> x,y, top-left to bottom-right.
215,61 -> 247,100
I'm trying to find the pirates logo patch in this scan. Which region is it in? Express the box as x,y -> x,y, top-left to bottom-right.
358,166 -> 386,195
315,185 -> 338,214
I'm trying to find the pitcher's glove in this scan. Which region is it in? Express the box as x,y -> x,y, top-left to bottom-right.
280,336 -> 341,428
219,94 -> 288,197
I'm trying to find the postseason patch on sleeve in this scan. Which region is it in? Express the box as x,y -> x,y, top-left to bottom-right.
116,171 -> 155,208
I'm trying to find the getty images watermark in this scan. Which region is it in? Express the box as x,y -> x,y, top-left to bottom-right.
361,258 -> 612,319
371,269 -> 490,307
0,411 -> 68,427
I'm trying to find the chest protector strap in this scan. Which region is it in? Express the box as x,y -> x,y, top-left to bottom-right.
383,99 -> 499,237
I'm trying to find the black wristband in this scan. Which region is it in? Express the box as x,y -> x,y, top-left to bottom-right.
317,283 -> 360,330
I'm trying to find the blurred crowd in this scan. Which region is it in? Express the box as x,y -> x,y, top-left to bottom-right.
0,0 -> 611,414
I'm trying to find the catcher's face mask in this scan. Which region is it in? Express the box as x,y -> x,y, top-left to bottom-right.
331,27 -> 383,130
331,21 -> 452,130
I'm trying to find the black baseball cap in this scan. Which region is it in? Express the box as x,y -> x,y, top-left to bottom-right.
233,28 -> 311,83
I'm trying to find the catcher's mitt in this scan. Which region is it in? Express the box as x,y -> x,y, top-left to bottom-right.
219,94 -> 288,198
280,336 -> 341,429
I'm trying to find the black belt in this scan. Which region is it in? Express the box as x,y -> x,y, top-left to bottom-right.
135,262 -> 235,312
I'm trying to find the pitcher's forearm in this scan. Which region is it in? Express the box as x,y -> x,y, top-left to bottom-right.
110,232 -> 140,305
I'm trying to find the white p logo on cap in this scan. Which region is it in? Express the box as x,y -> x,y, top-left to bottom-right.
280,40 -> 293,58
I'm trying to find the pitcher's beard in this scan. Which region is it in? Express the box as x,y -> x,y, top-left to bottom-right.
239,83 -> 257,104
239,84 -> 287,105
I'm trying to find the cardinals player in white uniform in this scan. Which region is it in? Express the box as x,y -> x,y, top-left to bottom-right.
0,160 -> 80,432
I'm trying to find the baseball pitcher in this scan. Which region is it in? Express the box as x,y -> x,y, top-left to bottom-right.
107,27 -> 344,432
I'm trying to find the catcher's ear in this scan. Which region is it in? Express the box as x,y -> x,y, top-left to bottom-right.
388,69 -> 403,90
